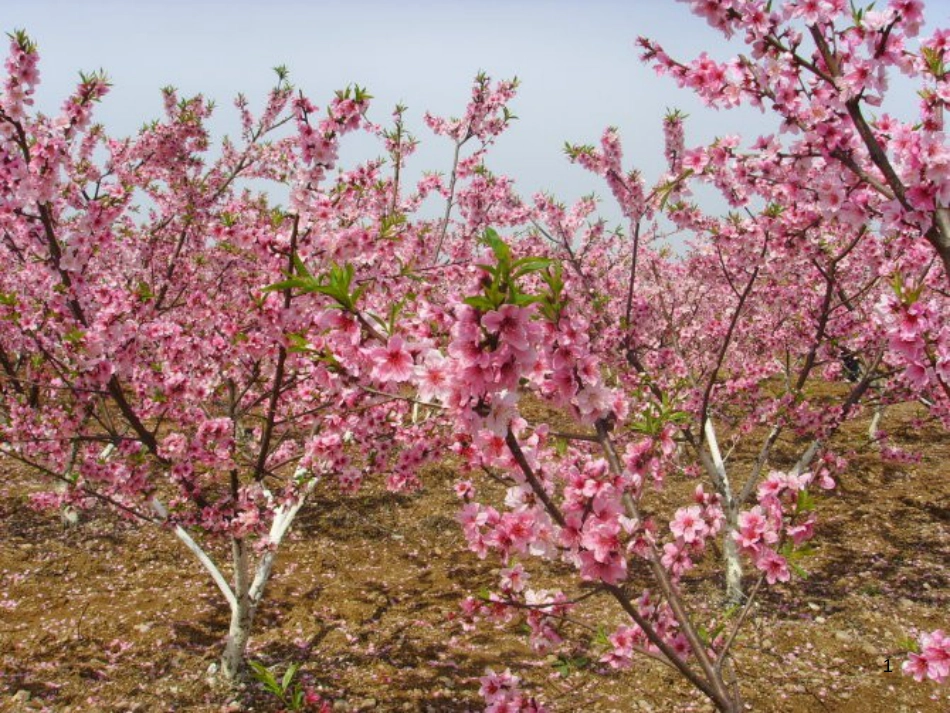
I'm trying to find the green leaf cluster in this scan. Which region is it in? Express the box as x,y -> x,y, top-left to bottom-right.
850,1 -> 875,25
335,84 -> 373,103
248,660 -> 307,711
921,46 -> 947,77
8,29 -> 36,54
63,328 -> 85,345
890,272 -> 925,305
273,65 -> 290,84
265,255 -> 366,312
697,621 -> 728,647
462,228 -> 558,314
897,634 -> 920,653
657,169 -> 694,210
378,212 -> 407,241
563,142 -> 595,162
779,538 -> 817,580
795,488 -> 815,515
367,294 -> 412,338
552,654 -> 589,678
78,69 -> 111,92
536,262 -> 565,322
628,394 -> 688,437
664,107 -> 689,123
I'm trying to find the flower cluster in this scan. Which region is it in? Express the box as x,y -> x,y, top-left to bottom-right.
903,629 -> 950,684
733,470 -> 824,585
479,668 -> 547,713
3,4 -> 949,706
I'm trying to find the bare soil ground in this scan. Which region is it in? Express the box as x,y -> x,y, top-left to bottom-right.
0,398 -> 948,712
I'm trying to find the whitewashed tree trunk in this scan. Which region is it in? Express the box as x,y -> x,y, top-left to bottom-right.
722,518 -> 743,604
222,537 -> 255,681
703,419 -> 744,604
869,403 -> 884,443
59,441 -> 95,527
153,469 -> 319,683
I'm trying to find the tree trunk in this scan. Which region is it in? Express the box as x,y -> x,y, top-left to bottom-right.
869,402 -> 884,443
723,516 -> 744,605
703,420 -> 745,604
927,208 -> 950,287
221,593 -> 256,681
221,537 -> 255,682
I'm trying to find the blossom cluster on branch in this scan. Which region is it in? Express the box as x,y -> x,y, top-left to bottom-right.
1,0 -> 948,707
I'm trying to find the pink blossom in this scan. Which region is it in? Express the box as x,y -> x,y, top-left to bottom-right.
670,505 -> 708,544
483,304 -> 536,352
370,335 -> 414,382
500,564 -> 528,593
903,630 -> 950,683
581,518 -> 622,563
578,550 -> 627,585
756,551 -> 790,585
661,541 -> 694,578
414,348 -> 450,402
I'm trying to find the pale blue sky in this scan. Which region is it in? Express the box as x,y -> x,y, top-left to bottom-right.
5,0 -> 949,226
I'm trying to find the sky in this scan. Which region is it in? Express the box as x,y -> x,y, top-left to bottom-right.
4,0 -> 949,229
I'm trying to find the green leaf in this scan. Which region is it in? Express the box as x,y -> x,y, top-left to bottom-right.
262,276 -> 317,293
921,46 -> 946,76
64,328 -> 85,344
292,252 -> 313,279
286,333 -> 312,353
475,262 -> 499,275
463,295 -> 496,312
789,561 -> 809,579
796,488 -> 815,514
386,295 -> 410,334
270,208 -> 286,229
350,281 -> 368,308
897,635 -> 920,653
481,228 -> 511,266
722,602 -> 741,619
793,542 -> 817,558
249,660 -> 280,694
281,662 -> 300,692
511,293 -> 542,307
551,655 -> 588,677
313,348 -> 344,373
379,212 -> 407,240
8,29 -> 37,54
512,256 -> 554,278
563,142 -> 595,161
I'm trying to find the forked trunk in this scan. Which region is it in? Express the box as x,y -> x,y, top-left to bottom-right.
154,476 -> 318,684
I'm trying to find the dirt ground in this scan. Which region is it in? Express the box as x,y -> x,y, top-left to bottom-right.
0,397 -> 948,712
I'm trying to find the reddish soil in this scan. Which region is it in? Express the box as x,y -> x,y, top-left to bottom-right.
0,398 -> 948,712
